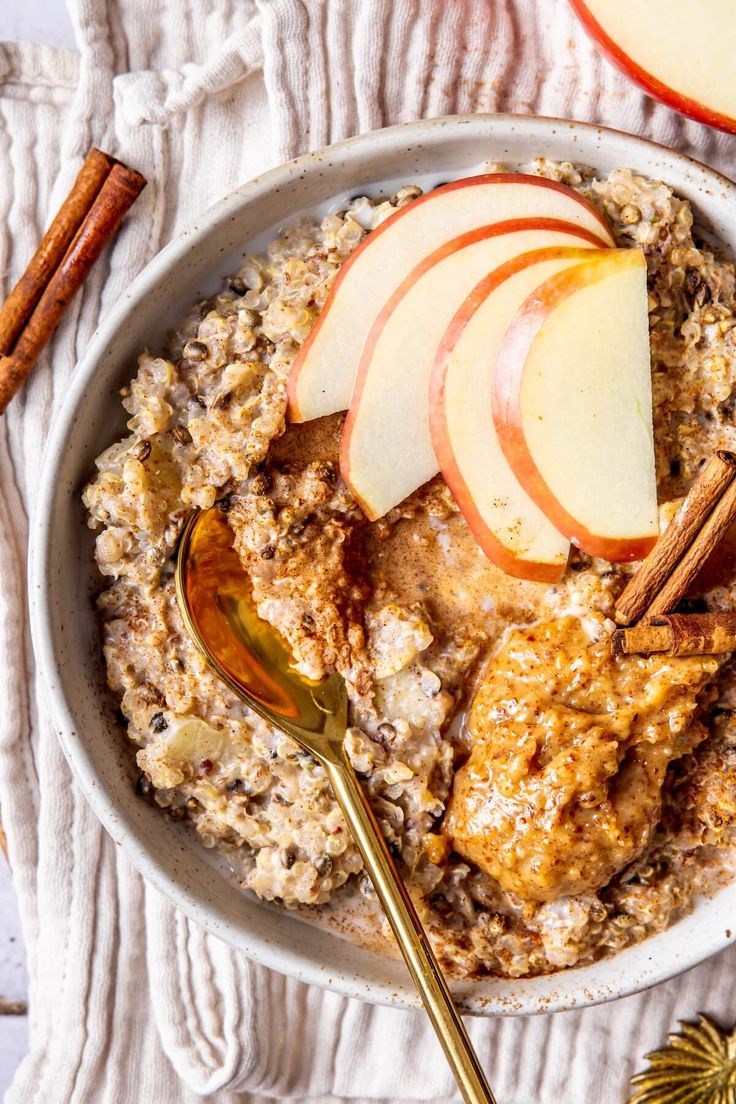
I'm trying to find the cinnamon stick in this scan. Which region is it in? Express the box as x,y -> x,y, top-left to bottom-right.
614,451 -> 736,625
611,612 -> 736,656
0,149 -> 116,356
644,476 -> 736,619
0,162 -> 146,414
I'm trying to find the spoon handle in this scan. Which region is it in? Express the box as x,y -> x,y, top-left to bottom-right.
326,755 -> 497,1104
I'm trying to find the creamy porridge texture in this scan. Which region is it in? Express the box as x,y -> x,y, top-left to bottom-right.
83,162 -> 736,978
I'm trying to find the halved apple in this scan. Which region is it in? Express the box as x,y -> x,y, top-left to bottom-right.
341,219 -> 609,519
287,174 -> 614,423
493,248 -> 658,562
571,0 -> 736,134
430,247 -> 606,582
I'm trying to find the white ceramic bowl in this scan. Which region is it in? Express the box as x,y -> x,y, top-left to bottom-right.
29,114 -> 736,1015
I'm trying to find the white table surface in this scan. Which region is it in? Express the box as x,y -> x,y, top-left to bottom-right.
1,4 -> 76,1095
2,0 -> 76,50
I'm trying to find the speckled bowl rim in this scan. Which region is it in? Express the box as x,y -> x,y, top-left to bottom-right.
29,113 -> 736,1016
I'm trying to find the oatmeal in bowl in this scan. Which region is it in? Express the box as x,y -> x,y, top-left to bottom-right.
80,152 -> 736,984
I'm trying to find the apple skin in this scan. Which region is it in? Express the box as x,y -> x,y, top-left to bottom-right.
286,173 -> 614,422
570,0 -> 736,135
492,252 -> 658,563
340,217 -> 609,521
429,245 -> 604,583
429,424 -> 569,585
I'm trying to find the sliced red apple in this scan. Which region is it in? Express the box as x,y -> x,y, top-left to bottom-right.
571,0 -> 736,134
430,246 -> 607,582
341,219 -> 609,520
493,248 -> 657,562
287,174 -> 614,423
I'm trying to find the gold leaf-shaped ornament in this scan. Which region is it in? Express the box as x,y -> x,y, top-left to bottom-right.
629,1014 -> 736,1104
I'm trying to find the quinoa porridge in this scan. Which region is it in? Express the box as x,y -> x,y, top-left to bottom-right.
83,161 -> 736,979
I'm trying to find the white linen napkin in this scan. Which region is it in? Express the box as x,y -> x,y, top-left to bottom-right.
1,3 -> 736,1102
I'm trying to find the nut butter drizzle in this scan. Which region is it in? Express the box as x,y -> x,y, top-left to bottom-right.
612,450 -> 736,656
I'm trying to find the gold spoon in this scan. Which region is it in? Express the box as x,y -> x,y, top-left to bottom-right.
175,507 -> 496,1104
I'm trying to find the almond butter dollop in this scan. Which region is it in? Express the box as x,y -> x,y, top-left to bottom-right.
445,613 -> 718,902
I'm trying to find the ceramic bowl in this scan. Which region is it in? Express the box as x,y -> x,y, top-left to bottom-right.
29,114 -> 736,1014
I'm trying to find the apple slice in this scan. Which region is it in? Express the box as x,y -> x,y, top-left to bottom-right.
430,246 -> 607,582
493,248 -> 657,562
287,174 -> 614,423
571,0 -> 736,134
341,219 -> 609,519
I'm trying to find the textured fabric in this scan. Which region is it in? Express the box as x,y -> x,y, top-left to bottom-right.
1,3 -> 736,1102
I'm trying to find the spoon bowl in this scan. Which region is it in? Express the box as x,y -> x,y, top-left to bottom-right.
176,506 -> 347,749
